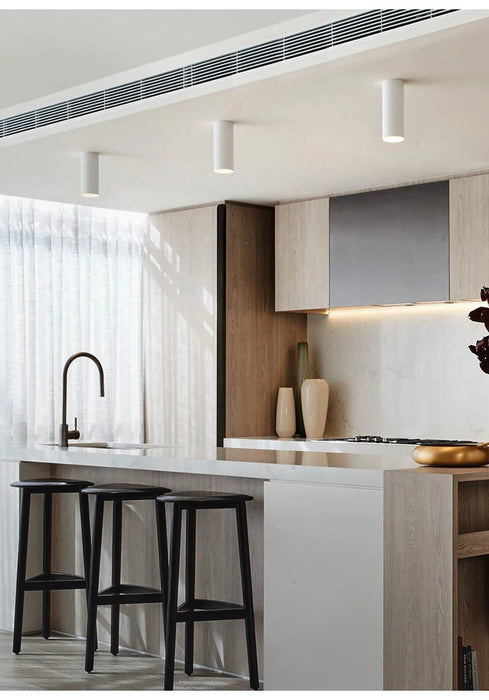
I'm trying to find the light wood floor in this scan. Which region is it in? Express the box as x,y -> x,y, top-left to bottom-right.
0,631 -> 251,691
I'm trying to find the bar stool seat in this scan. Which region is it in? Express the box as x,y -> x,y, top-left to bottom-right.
82,483 -> 170,499
156,490 -> 259,690
10,477 -> 94,654
11,477 -> 94,492
157,490 -> 253,506
82,482 -> 171,673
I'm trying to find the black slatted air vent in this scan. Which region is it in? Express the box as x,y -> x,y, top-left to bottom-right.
0,9 -> 457,139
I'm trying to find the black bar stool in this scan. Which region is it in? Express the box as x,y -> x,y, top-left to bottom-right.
155,490 -> 259,691
10,477 -> 94,654
81,483 -> 171,673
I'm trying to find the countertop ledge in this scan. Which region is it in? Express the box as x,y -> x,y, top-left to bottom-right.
0,443 -> 422,489
223,436 -> 417,454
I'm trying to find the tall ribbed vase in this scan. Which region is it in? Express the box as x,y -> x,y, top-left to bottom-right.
295,341 -> 310,438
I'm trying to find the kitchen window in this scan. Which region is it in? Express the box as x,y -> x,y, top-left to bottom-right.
0,195 -> 146,444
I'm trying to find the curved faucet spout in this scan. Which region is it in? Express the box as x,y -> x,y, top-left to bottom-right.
60,352 -> 105,447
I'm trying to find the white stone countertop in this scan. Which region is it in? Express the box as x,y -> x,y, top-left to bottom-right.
0,442 -> 420,489
223,436 -> 417,455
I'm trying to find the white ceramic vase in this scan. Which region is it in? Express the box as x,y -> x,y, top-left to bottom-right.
275,387 -> 296,438
301,378 -> 329,439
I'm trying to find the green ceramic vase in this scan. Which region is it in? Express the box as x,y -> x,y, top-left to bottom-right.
295,341 -> 310,437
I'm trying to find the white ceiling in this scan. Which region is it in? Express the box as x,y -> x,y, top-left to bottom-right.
0,10 -> 312,108
1,11 -> 489,213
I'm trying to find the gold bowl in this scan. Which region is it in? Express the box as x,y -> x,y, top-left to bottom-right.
412,444 -> 489,467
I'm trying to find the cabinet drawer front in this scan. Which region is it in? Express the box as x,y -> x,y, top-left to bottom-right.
264,480 -> 383,690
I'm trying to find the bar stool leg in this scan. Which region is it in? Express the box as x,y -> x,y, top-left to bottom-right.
164,503 -> 182,691
155,500 -> 169,643
79,491 -> 97,650
42,492 -> 52,640
235,502 -> 259,690
13,490 -> 31,654
85,496 -> 104,673
184,508 -> 196,676
111,500 -> 122,656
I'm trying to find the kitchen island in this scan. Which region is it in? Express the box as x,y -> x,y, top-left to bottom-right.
0,442 -> 435,690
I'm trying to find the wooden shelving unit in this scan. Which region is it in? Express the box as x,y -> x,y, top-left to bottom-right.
385,467 -> 489,690
455,476 -> 489,690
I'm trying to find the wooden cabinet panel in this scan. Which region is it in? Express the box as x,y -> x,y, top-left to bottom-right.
225,202 -> 307,438
450,174 -> 489,300
0,461 -> 26,632
145,202 -> 306,446
275,198 -> 329,312
384,470 -> 453,690
385,469 -> 489,691
144,206 -> 217,448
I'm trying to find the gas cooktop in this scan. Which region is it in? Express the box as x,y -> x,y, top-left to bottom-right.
316,435 -> 478,446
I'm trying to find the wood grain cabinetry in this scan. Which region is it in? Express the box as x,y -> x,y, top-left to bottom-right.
145,202 -> 306,448
385,468 -> 489,690
224,202 -> 307,438
276,176 -> 489,311
144,206 -> 218,449
450,174 -> 489,300
275,198 -> 329,312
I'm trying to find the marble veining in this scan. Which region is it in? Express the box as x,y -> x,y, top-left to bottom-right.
308,302 -> 489,441
0,443 -> 419,489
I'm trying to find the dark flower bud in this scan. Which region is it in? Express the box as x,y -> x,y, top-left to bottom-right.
468,306 -> 489,332
470,336 -> 489,368
469,289 -> 489,372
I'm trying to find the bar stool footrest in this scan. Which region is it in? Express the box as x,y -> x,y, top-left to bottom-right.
97,583 -> 164,605
24,573 -> 86,591
176,598 -> 246,622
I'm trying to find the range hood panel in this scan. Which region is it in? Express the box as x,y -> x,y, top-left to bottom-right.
329,181 -> 449,308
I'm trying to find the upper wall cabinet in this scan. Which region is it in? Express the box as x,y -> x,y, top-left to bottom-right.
275,198 -> 329,312
329,182 -> 449,308
449,174 -> 489,300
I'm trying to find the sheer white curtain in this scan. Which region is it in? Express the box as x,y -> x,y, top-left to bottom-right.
0,195 -> 146,444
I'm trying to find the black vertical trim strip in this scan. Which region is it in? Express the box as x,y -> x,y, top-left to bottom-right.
447,180 -> 451,301
216,204 -> 227,447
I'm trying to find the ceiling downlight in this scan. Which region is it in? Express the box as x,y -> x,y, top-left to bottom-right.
81,151 -> 99,198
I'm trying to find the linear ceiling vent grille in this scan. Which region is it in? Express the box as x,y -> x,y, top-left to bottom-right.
0,9 -> 456,140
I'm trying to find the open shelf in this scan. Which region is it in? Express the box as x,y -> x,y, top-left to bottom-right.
385,468 -> 489,690
456,478 -> 489,690
457,530 -> 489,558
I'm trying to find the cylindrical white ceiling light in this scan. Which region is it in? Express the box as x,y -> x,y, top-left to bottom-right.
213,121 -> 234,174
81,151 -> 100,197
382,79 -> 404,143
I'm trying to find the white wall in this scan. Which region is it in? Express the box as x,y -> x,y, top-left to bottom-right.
144,206 -> 217,448
308,301 -> 489,440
